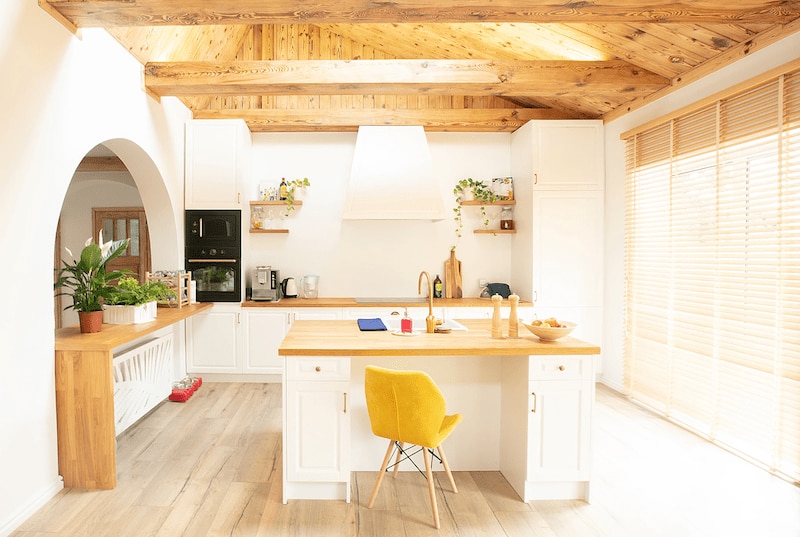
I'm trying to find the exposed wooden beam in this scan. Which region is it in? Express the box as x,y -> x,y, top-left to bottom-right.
40,1 -> 800,27
76,156 -> 128,172
145,59 -> 669,98
192,107 -> 574,132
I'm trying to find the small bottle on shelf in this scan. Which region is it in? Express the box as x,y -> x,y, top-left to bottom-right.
433,274 -> 443,298
279,178 -> 288,200
500,206 -> 514,230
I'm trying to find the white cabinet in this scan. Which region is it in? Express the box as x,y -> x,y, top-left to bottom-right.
510,119 -> 604,353
185,119 -> 251,209
512,120 -> 603,190
186,303 -> 242,374
292,308 -> 343,321
283,356 -> 351,503
500,354 -> 594,502
242,308 -> 291,374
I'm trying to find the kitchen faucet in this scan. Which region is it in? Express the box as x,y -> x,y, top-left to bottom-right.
418,271 -> 436,333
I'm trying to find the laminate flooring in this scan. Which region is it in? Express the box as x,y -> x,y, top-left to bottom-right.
12,382 -> 800,537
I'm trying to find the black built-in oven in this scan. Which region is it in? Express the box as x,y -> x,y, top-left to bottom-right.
185,210 -> 242,302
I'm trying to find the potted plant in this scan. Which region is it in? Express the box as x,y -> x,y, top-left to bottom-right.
104,276 -> 177,324
283,177 -> 311,215
453,178 -> 499,237
54,232 -> 131,333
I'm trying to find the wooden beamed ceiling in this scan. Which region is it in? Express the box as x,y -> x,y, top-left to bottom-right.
39,1 -> 800,132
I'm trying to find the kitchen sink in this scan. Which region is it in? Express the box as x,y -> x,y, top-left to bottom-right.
381,317 -> 467,331
355,297 -> 429,303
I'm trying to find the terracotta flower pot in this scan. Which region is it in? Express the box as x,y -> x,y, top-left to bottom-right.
78,310 -> 104,333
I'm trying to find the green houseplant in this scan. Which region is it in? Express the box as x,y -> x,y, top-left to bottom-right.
283,177 -> 311,214
453,178 -> 500,238
104,276 -> 177,324
54,233 -> 131,332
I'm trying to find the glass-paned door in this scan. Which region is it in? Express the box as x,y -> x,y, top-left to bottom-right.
92,207 -> 150,281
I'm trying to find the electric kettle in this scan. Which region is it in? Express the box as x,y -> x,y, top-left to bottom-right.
281,277 -> 298,298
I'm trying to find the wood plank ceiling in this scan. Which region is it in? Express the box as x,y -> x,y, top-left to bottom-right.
39,1 -> 800,132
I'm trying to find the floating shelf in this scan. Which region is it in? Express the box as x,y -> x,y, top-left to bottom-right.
250,200 -> 303,207
460,199 -> 515,206
250,228 -> 289,234
474,229 -> 516,234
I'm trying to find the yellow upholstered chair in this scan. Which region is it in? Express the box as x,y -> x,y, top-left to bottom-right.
364,365 -> 462,529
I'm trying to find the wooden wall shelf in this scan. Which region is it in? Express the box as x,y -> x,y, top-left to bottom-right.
250,200 -> 302,207
474,229 -> 516,234
460,199 -> 515,206
250,228 -> 289,234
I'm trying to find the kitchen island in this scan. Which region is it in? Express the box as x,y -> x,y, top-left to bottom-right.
278,318 -> 600,504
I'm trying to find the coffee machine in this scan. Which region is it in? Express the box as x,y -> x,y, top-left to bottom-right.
251,266 -> 281,301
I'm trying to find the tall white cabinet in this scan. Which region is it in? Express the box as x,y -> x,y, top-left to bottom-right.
510,120 -> 604,354
184,119 -> 251,209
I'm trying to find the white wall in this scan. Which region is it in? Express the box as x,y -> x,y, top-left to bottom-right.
0,1 -> 189,534
246,132 -> 516,298
600,33 -> 800,391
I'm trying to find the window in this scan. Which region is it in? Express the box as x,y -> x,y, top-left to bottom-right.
623,68 -> 800,483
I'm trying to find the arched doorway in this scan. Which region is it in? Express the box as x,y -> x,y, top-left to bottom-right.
54,139 -> 181,328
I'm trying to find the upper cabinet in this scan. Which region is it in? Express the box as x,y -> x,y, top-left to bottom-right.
185,119 -> 252,209
511,120 -> 604,190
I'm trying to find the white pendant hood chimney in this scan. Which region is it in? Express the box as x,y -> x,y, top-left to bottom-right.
343,126 -> 447,220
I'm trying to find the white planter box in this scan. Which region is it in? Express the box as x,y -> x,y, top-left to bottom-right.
103,301 -> 157,324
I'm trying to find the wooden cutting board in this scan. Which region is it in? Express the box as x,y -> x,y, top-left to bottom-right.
444,250 -> 463,298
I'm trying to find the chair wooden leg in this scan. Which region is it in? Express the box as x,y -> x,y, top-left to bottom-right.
437,444 -> 458,493
392,441 -> 404,477
368,439 -> 397,509
423,446 -> 440,529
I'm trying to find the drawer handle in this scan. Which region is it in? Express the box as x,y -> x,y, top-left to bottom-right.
531,392 -> 537,413
315,366 -> 321,372
558,365 -> 565,371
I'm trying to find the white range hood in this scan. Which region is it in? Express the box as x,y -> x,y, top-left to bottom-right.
343,126 -> 447,220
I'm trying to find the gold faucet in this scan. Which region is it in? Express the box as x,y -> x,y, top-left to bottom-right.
418,271 -> 436,333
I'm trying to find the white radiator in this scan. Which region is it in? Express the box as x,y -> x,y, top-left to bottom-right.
113,334 -> 174,436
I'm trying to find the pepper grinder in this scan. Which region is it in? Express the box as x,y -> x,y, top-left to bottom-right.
508,293 -> 519,338
491,294 -> 503,339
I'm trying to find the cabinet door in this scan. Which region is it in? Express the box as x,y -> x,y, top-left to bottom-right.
285,380 -> 350,482
186,305 -> 241,373
527,379 -> 592,482
242,309 -> 291,374
531,121 -> 603,190
532,190 -> 603,309
185,120 -> 250,209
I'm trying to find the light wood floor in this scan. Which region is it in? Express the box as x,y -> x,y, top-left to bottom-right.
12,383 -> 800,537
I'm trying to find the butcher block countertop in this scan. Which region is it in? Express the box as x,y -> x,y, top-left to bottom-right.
243,297 -> 532,308
55,302 -> 212,351
279,319 -> 600,357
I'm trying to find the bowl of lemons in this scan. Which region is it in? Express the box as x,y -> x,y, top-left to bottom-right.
522,317 -> 576,341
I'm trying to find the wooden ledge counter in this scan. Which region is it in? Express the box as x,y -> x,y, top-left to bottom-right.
54,302 -> 212,490
278,318 -> 599,356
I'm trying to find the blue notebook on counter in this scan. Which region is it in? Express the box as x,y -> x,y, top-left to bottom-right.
357,318 -> 387,331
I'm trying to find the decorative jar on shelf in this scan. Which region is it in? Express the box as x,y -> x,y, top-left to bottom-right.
500,206 -> 514,230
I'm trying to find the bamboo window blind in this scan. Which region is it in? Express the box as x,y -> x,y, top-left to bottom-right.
623,68 -> 800,483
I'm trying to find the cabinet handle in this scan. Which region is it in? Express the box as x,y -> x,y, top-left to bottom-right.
315,366 -> 321,372
534,173 -> 538,185
558,365 -> 565,371
343,392 -> 348,413
531,392 -> 537,413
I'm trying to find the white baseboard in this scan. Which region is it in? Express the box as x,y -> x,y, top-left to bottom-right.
0,477 -> 63,537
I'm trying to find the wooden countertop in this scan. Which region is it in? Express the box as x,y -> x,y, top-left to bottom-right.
243,297 -> 532,308
279,319 -> 600,357
55,303 -> 212,352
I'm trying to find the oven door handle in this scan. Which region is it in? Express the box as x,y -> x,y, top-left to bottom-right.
187,259 -> 239,263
